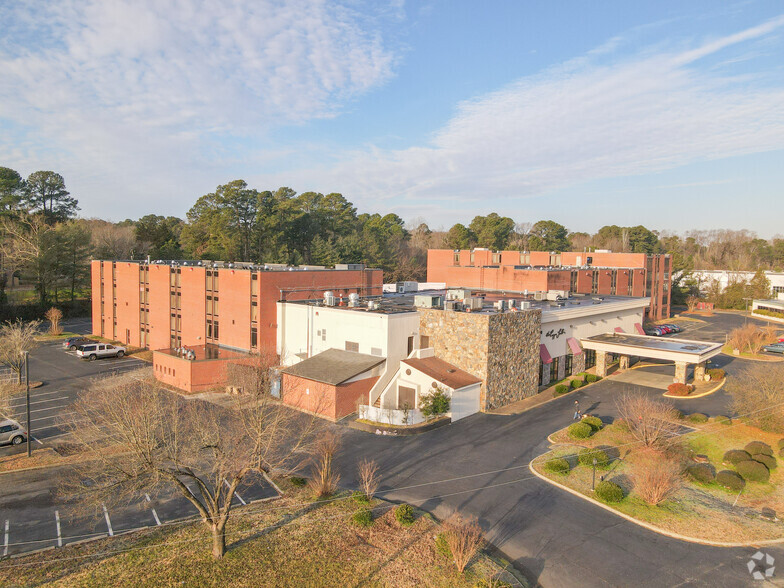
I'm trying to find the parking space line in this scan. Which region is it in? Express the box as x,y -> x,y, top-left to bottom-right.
3,520 -> 8,556
55,510 -> 62,547
7,395 -> 71,407
224,479 -> 246,505
102,504 -> 114,537
145,494 -> 162,526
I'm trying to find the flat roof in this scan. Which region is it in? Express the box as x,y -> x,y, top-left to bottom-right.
96,260 -> 376,273
281,348 -> 385,385
585,333 -> 716,353
754,298 -> 784,308
155,344 -> 249,361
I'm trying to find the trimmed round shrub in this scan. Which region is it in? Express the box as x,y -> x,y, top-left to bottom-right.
667,383 -> 691,396
744,441 -> 773,457
723,449 -> 751,465
544,457 -> 570,474
753,453 -> 777,470
582,416 -> 603,432
686,463 -> 715,484
352,507 -> 373,527
778,439 -> 784,451
716,470 -> 746,492
713,415 -> 731,426
554,384 -> 569,395
594,481 -> 624,503
395,504 -> 415,526
687,413 -> 708,423
578,447 -> 610,469
571,379 -> 584,389
736,459 -> 770,483
568,422 -> 593,439
289,476 -> 307,487
434,533 -> 451,558
706,368 -> 725,380
352,491 -> 371,505
585,374 -> 599,383
670,409 -> 684,420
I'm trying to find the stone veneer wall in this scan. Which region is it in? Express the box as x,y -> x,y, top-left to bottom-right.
418,307 -> 542,410
486,309 -> 542,409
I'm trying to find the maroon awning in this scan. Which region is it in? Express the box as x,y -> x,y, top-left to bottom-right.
614,327 -> 624,333
634,322 -> 645,335
567,337 -> 583,355
540,343 -> 553,364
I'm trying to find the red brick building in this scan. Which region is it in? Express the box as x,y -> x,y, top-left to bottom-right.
91,260 -> 382,352
427,249 -> 671,319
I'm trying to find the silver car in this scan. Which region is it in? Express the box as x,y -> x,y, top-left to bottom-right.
0,419 -> 27,446
75,343 -> 126,361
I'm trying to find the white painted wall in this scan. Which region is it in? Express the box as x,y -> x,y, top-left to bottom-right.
691,270 -> 784,294
277,302 -> 420,367
540,300 -> 648,357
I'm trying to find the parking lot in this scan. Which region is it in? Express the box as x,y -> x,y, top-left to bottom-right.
1,340 -> 149,456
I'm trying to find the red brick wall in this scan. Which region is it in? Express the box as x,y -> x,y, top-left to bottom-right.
218,268 -> 252,351
114,262 -> 141,346
281,374 -> 378,420
90,261 -> 102,337
180,266 -> 207,346
153,352 -> 193,392
147,264 -> 171,350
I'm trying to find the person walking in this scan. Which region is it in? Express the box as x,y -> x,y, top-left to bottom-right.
573,399 -> 581,420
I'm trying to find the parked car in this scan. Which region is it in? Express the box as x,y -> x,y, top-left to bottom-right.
662,324 -> 682,333
75,343 -> 126,360
778,336 -> 784,343
644,328 -> 661,336
659,326 -> 672,334
63,336 -> 96,350
0,419 -> 27,446
763,343 -> 784,354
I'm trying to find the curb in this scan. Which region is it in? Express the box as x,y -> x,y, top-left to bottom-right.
528,457 -> 784,548
663,378 -> 726,399
720,351 -> 784,363
489,376 -> 605,416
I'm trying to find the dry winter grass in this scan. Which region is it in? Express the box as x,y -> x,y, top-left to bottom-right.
0,481 -> 521,588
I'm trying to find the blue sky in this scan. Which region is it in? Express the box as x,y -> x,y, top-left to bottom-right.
1,1 -> 783,236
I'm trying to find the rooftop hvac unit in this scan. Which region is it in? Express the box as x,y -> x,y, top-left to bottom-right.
464,297 -> 484,310
414,294 -> 443,308
335,263 -> 366,271
546,290 -> 569,301
519,301 -> 532,310
446,288 -> 470,300
533,291 -> 545,301
493,300 -> 506,311
323,291 -> 336,306
444,300 -> 461,311
348,293 -> 360,307
396,281 -> 418,293
507,299 -> 516,308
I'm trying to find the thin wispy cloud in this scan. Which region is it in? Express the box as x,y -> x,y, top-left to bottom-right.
285,15 -> 784,218
0,0 -> 398,215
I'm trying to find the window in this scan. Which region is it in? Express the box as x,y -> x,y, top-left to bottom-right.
345,341 -> 359,352
0,425 -> 11,434
213,322 -> 219,339
591,271 -> 599,294
549,356 -> 559,382
420,335 -> 430,348
321,329 -> 326,341
564,354 -> 572,376
492,252 -> 501,264
453,251 -> 460,265
251,301 -> 258,322
585,349 -> 596,369
251,327 -> 258,348
520,252 -> 531,265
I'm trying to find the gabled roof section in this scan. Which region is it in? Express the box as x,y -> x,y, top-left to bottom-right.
401,357 -> 482,390
281,348 -> 384,386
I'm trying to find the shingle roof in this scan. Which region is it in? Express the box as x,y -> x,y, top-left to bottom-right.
281,349 -> 385,386
401,357 -> 481,390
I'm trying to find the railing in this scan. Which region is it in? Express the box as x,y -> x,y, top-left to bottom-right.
358,405 -> 426,426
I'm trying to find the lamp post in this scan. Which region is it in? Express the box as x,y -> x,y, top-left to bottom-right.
22,350 -> 31,457
592,457 -> 597,491
743,297 -> 752,325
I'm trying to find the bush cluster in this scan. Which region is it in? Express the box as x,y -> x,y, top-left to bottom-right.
395,504 -> 415,526
352,507 -> 374,527
667,383 -> 692,396
544,457 -> 570,474
352,491 -> 371,505
706,368 -> 725,380
571,379 -> 584,389
594,481 -> 624,503
580,416 -> 602,432
687,413 -> 708,423
578,448 -> 610,468
612,418 -> 630,432
568,422 -> 593,439
778,439 -> 784,451
753,308 -> 784,319
686,463 -> 715,484
752,453 -> 777,470
713,415 -> 731,426
716,470 -> 746,491
722,449 -> 751,465
553,384 -> 569,396
670,409 -> 684,420
585,374 -> 600,383
745,441 -> 773,457
736,460 -> 770,483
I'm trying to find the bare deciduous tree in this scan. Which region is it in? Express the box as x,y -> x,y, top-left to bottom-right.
45,307 -> 63,335
357,458 -> 380,501
632,449 -> 682,505
615,391 -> 680,448
727,364 -> 784,433
61,363 -> 320,559
0,319 -> 41,383
442,512 -> 484,573
308,431 -> 341,498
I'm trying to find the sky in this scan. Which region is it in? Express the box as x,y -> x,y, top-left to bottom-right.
1,0 -> 783,237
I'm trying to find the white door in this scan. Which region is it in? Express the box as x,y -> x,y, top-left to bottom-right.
450,384 -> 480,421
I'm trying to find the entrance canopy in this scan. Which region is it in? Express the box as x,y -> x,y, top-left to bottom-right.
580,333 -> 722,365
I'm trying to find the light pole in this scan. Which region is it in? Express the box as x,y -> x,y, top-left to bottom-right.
592,457 -> 597,491
22,351 -> 31,457
743,297 -> 752,325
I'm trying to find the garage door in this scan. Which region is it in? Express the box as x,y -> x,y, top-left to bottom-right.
450,383 -> 480,421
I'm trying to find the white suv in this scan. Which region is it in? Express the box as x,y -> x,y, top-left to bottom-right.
76,343 -> 126,361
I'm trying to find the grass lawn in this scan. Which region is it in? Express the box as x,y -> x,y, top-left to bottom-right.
35,331 -> 80,342
537,419 -> 784,542
721,344 -> 784,361
0,482 -> 523,587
